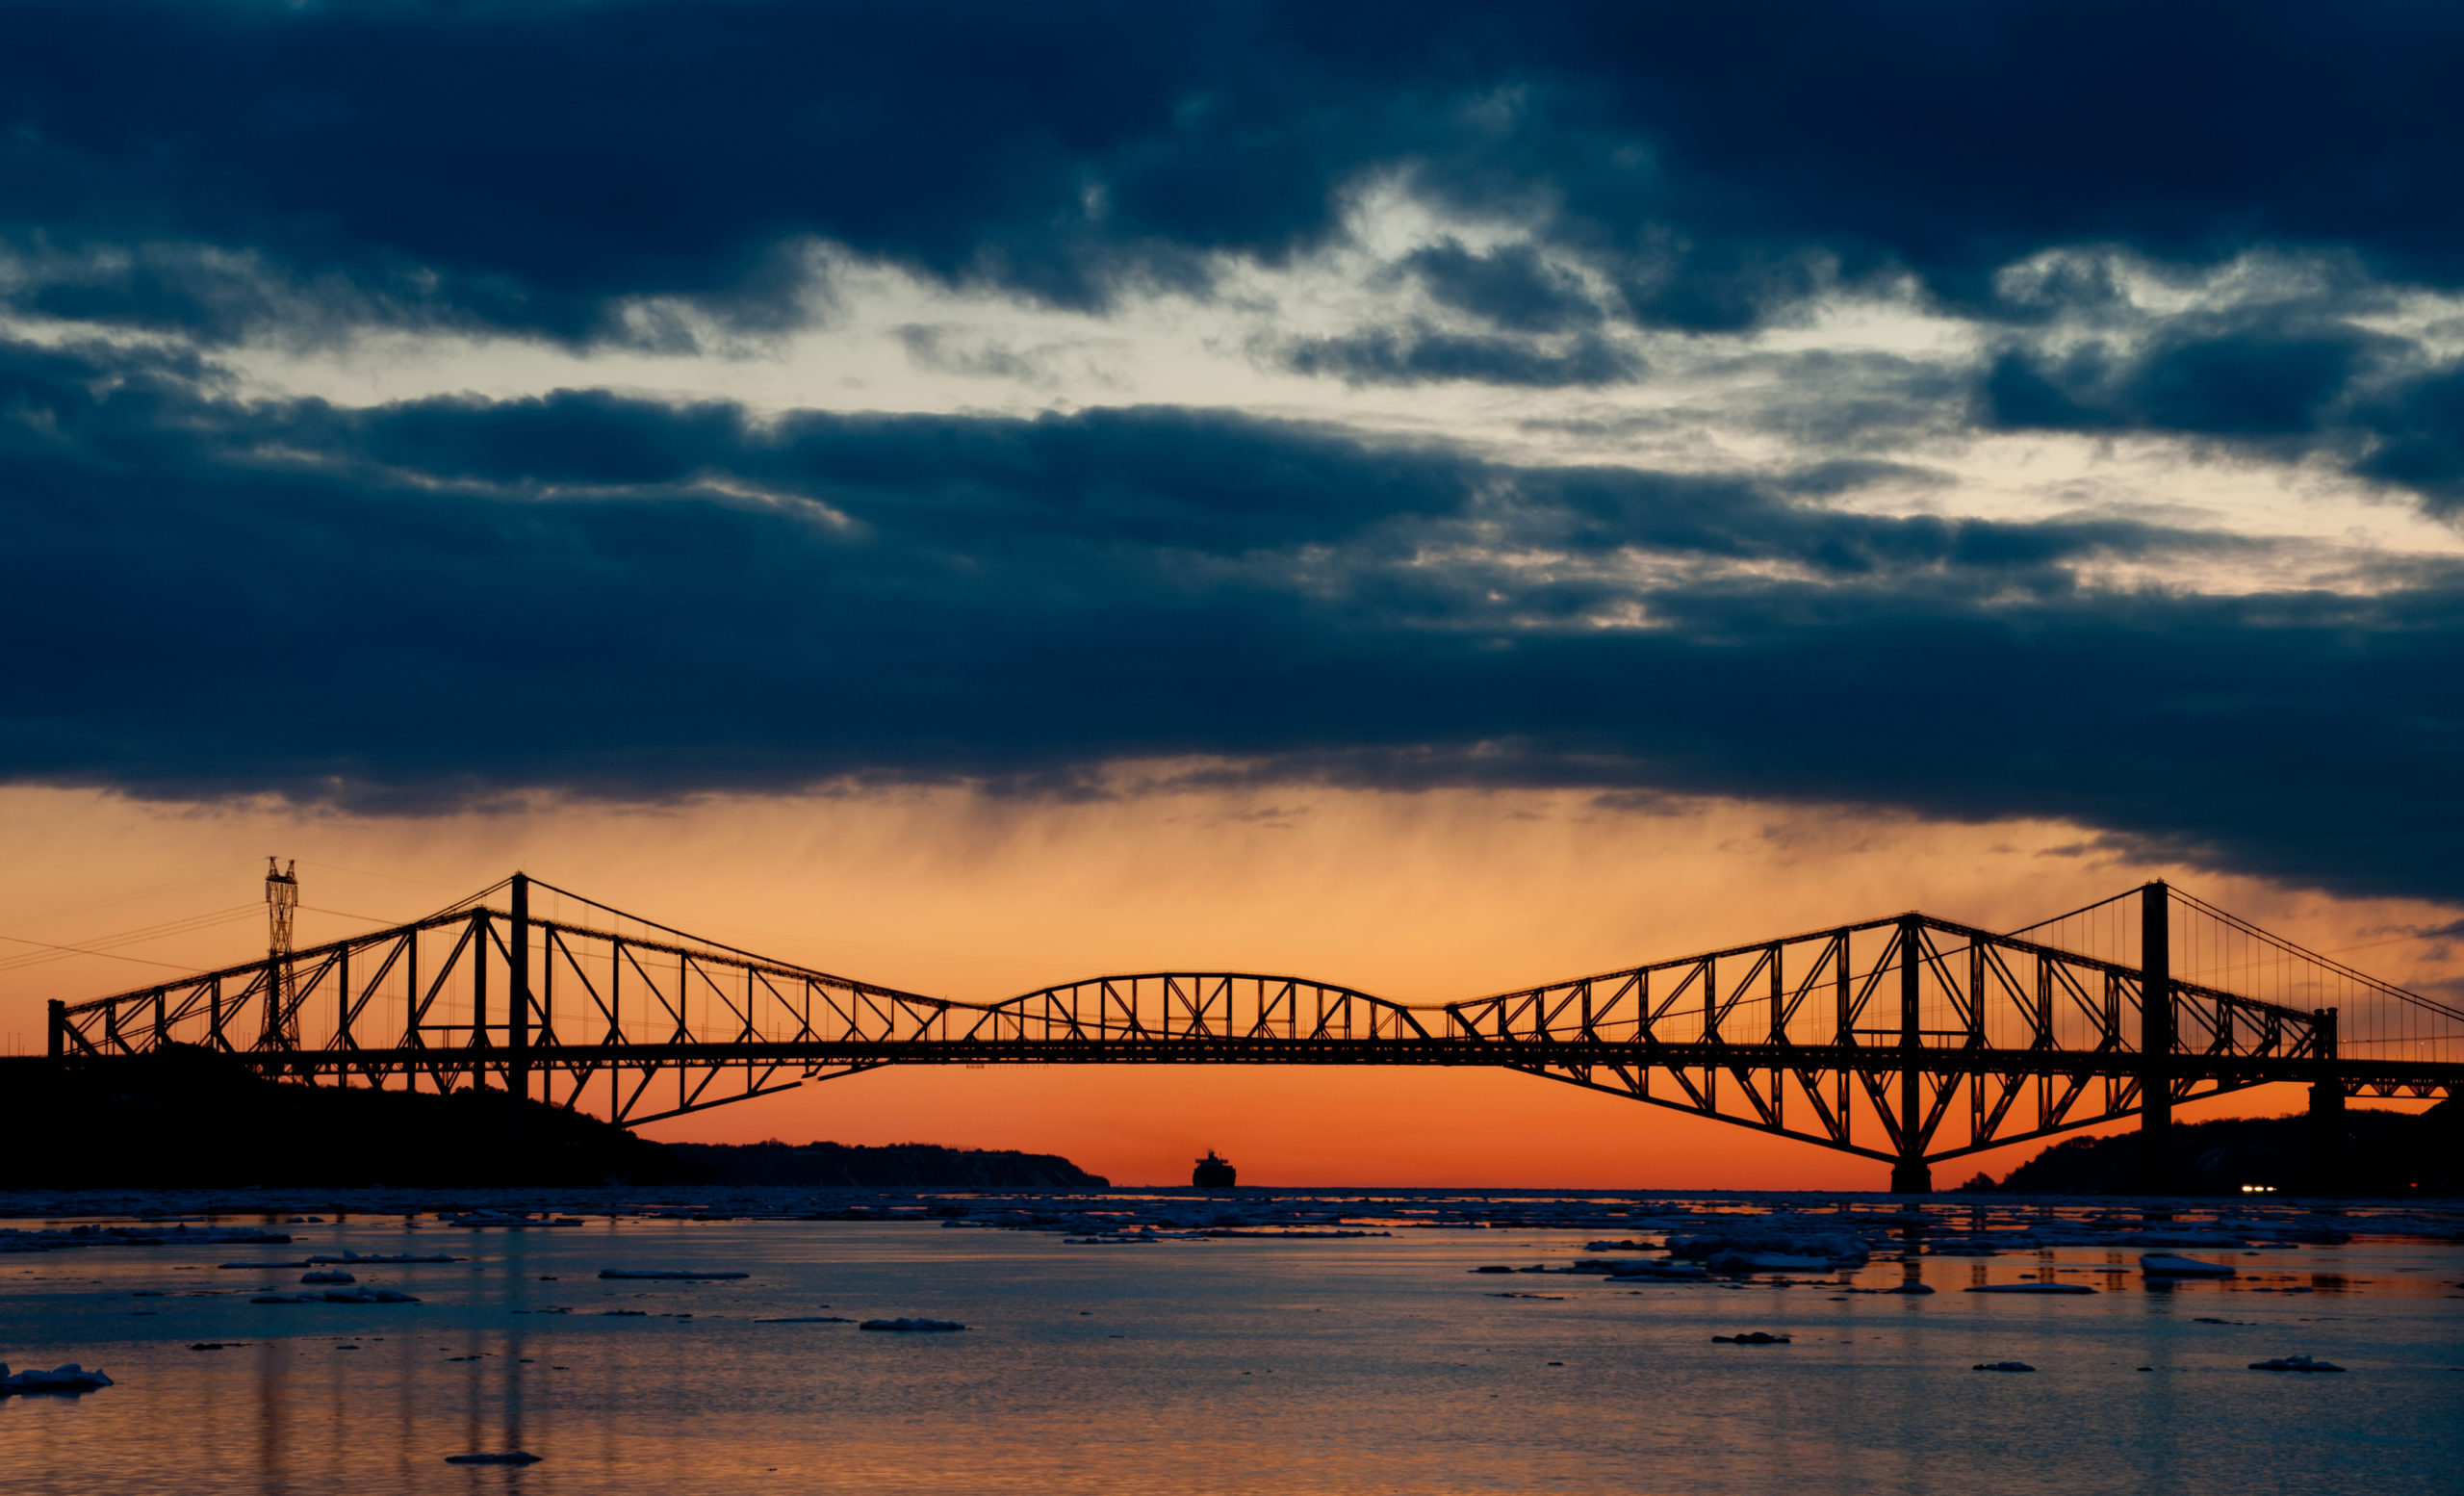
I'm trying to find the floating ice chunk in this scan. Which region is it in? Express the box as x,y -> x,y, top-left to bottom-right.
1707,1252 -> 1835,1274
300,1271 -> 356,1284
1668,1230 -> 1869,1269
1972,1361 -> 2036,1372
0,1363 -> 115,1393
251,1294 -> 315,1303
754,1316 -> 855,1324
1881,1283 -> 1936,1295
2141,1254 -> 2236,1277
1607,1262 -> 1710,1281
597,1270 -> 750,1280
860,1317 -> 966,1332
1711,1332 -> 1791,1344
2249,1355 -> 2345,1372
444,1451 -> 543,1464
1965,1282 -> 2096,1295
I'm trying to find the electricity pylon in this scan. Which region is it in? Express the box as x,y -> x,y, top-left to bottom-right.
260,857 -> 299,1049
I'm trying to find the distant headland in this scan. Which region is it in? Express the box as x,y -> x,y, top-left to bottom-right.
0,1048 -> 1104,1191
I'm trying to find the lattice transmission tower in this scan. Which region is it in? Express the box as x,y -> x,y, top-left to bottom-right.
260,857 -> 299,1049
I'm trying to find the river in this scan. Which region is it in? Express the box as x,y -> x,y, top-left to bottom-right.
4,1190 -> 2459,1494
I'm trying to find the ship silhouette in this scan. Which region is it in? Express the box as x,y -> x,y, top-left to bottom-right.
1192,1149 -> 1237,1188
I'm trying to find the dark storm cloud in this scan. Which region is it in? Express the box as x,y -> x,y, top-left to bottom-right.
1402,242 -> 1604,335
1283,326 -> 1639,388
1984,316 -> 2403,439
5,337 -> 2458,902
1981,310 -> 2464,516
9,0 -> 2464,343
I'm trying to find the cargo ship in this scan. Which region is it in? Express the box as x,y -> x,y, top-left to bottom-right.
1192,1149 -> 1237,1188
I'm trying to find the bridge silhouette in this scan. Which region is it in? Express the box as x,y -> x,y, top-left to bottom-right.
47,874 -> 2464,1192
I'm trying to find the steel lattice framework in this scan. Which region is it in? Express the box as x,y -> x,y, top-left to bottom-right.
47,875 -> 2464,1188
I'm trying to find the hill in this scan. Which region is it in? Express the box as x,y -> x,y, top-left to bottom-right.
1976,1100 -> 2461,1195
661,1140 -> 1108,1188
0,1049 -> 1108,1190
0,1047 -> 686,1188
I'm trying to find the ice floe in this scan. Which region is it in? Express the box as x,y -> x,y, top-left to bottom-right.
444,1451 -> 543,1464
1606,1262 -> 1710,1281
2140,1253 -> 2235,1277
1666,1229 -> 1869,1272
860,1317 -> 966,1331
2249,1355 -> 2346,1372
1965,1282 -> 2097,1294
598,1270 -> 749,1279
0,1363 -> 115,1393
1972,1361 -> 2036,1372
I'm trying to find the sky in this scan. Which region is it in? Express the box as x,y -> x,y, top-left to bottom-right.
3,0 -> 2460,1188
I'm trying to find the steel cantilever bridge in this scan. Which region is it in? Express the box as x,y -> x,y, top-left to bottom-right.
49,874 -> 2464,1192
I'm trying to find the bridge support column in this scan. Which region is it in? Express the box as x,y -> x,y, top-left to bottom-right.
509,873 -> 530,1101
507,873 -> 530,1170
2302,1007 -> 2344,1195
46,999 -> 64,1059
2137,881 -> 2174,1195
1892,916 -> 1932,1194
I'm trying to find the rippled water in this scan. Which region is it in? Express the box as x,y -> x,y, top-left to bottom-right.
5,1196 -> 2460,1494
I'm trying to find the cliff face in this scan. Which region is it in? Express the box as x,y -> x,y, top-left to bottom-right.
1984,1101 -> 2461,1195
662,1140 -> 1108,1188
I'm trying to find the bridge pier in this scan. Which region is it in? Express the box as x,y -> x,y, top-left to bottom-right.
1889,1159 -> 1934,1194
2302,1008 -> 2344,1194
46,999 -> 63,1059
2137,881 -> 2174,1194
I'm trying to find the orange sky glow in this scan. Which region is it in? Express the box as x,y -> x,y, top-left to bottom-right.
5,781 -> 2452,1190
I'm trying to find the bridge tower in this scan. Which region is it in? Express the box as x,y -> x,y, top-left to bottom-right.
2137,880 -> 2172,1193
260,857 -> 300,1050
1888,915 -> 1932,1194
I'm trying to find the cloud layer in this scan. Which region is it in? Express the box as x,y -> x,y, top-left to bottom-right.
5,336 -> 2458,900
6,2 -> 2464,907
9,1 -> 2464,340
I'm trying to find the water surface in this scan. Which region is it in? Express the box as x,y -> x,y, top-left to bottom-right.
5,1193 -> 2458,1494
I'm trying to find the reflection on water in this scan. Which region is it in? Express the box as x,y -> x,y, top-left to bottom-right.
3,1193 -> 2460,1495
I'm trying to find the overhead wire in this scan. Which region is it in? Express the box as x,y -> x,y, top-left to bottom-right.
0,903 -> 263,973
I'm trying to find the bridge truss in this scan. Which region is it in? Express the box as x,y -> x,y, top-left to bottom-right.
48,875 -> 2464,1190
